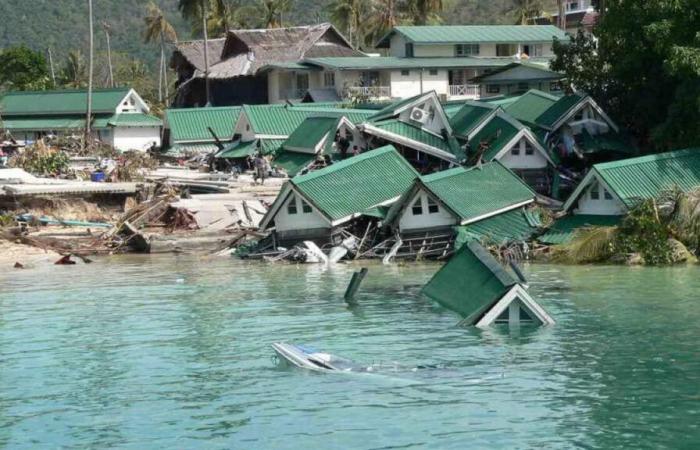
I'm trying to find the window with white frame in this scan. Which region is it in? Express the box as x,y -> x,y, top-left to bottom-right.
287,195 -> 298,214
604,189 -> 613,200
428,69 -> 438,76
411,198 -> 423,215
427,197 -> 439,214
323,71 -> 335,87
531,44 -> 543,57
487,84 -> 501,94
301,199 -> 312,213
401,69 -> 410,76
590,183 -> 600,200
525,141 -> 534,155
455,43 -> 479,56
511,145 -> 521,155
496,44 -> 516,56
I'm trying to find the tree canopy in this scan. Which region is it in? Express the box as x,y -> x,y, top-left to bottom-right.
0,46 -> 49,91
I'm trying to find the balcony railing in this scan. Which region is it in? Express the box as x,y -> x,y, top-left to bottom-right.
345,86 -> 391,98
449,84 -> 480,98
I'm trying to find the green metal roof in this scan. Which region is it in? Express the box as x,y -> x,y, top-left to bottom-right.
218,140 -> 258,159
469,114 -> 523,161
580,129 -> 635,155
0,88 -> 130,116
592,148 -> 700,209
534,92 -> 585,129
273,150 -> 317,177
538,214 -> 622,245
421,162 -> 535,223
106,113 -> 162,127
372,119 -> 463,158
368,94 -> 425,122
291,145 -> 419,221
455,207 -> 542,247
503,89 -> 560,125
305,56 -> 524,71
379,25 -> 568,46
243,104 -> 374,136
422,240 -> 517,323
165,107 -> 240,142
163,143 -> 221,158
448,101 -> 498,138
282,116 -> 339,152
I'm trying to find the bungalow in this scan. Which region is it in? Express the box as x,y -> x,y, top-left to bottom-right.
0,88 -> 162,151
467,112 -> 555,193
562,148 -> 700,216
171,23 -> 364,107
470,61 -> 565,98
273,115 -> 363,177
358,91 -> 465,169
259,145 -> 419,244
384,161 -> 536,236
422,240 -> 554,327
163,106 -> 240,157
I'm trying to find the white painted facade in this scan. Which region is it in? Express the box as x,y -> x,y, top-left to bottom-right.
497,136 -> 551,170
388,34 -> 555,59
398,190 -> 457,232
110,126 -> 162,152
574,178 -> 626,215
274,191 -> 330,233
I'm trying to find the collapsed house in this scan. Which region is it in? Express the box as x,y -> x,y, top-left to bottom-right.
422,240 -> 555,327
258,145 -> 419,246
162,106 -> 241,157
171,23 -> 364,107
0,88 -> 162,151
539,148 -> 700,244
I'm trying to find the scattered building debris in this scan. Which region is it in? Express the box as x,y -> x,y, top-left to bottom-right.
344,268 -> 369,305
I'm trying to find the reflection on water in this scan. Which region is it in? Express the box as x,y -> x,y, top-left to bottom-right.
0,256 -> 699,449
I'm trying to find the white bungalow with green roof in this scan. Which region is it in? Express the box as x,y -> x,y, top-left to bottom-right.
422,240 -> 554,328
384,161 -> 536,238
259,145 -> 419,243
0,88 -> 162,151
359,91 -> 466,168
471,61 -> 565,98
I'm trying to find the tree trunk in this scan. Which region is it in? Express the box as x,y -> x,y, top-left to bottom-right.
202,0 -> 211,105
105,28 -> 114,88
557,0 -> 567,30
85,0 -> 94,148
162,32 -> 169,104
47,47 -> 56,88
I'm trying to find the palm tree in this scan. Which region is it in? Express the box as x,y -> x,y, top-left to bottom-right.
145,2 -> 178,103
329,0 -> 371,49
260,0 -> 291,29
365,0 -> 401,47
406,0 -> 443,26
61,50 -> 87,88
179,0 -> 211,104
511,0 -> 544,25
85,0 -> 95,145
102,21 -> 115,87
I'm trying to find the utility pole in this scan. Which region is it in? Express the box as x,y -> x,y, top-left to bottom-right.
85,0 -> 94,148
202,0 -> 211,106
102,21 -> 114,88
47,47 -> 57,88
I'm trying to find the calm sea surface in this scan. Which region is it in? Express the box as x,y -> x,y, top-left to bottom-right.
0,256 -> 698,449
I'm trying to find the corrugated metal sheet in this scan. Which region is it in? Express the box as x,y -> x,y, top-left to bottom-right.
218,140 -> 258,159
164,143 -> 220,157
535,93 -> 585,129
0,88 -> 129,116
107,113 -> 162,127
468,114 -> 522,161
455,207 -> 541,246
0,112 -> 158,131
243,104 -> 374,136
166,107 -> 241,142
594,148 -> 700,208
448,102 -> 497,138
373,120 -> 463,157
538,214 -> 622,245
504,90 -> 560,125
273,150 -> 316,176
283,116 -> 339,151
390,25 -> 568,44
422,241 -> 516,323
422,162 -> 535,223
292,145 -> 418,221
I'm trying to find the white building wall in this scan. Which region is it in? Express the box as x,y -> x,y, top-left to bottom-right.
274,192 -> 330,232
497,137 -> 550,169
390,70 -> 423,98
422,69 -> 449,96
414,44 -> 454,57
267,70 -> 280,103
575,179 -> 627,215
112,127 -> 161,152
389,34 -> 407,57
398,191 -> 457,231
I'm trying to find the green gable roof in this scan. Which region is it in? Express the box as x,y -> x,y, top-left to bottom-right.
591,148 -> 700,208
422,240 -> 517,323
538,214 -> 622,245
1,112 -> 160,131
291,145 -> 419,221
243,104 -> 373,136
273,150 -> 317,177
218,140 -> 258,159
379,25 -> 568,46
448,101 -> 498,138
455,207 -> 542,247
166,107 -> 240,142
421,162 -> 535,224
504,89 -> 560,125
283,116 -> 340,152
534,92 -> 586,129
0,88 -> 130,116
468,114 -> 523,161
372,119 -> 463,159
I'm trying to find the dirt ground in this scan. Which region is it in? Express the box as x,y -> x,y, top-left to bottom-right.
0,239 -> 62,269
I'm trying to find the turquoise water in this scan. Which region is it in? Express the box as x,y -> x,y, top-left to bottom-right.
1,256 -> 699,449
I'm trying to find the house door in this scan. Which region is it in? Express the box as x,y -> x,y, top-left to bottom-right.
361,71 -> 380,86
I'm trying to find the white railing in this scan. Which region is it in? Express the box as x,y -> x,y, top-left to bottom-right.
449,84 -> 480,98
280,88 -> 307,99
345,86 -> 391,98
